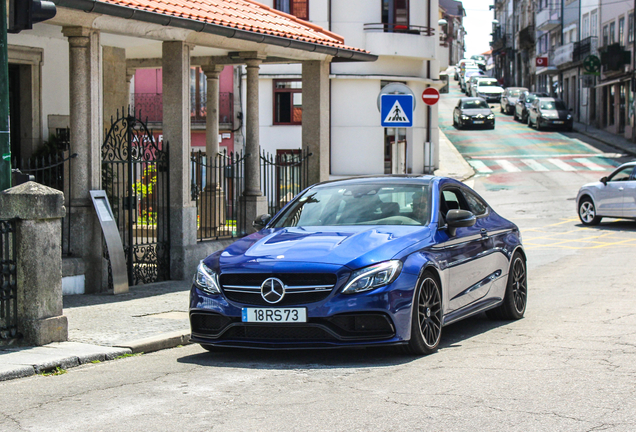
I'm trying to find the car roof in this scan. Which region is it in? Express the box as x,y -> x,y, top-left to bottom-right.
477,77 -> 497,81
459,97 -> 489,102
313,175 -> 434,188
506,87 -> 528,91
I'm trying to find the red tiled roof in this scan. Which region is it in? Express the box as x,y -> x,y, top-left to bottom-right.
101,0 -> 368,54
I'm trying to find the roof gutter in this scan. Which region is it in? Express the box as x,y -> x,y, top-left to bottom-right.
54,0 -> 378,62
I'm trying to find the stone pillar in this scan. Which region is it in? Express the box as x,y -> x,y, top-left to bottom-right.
0,182 -> 68,346
199,65 -> 226,236
62,26 -> 103,293
102,46 -> 128,129
302,60 -> 331,185
126,68 -> 136,111
240,58 -> 267,231
162,41 -> 197,279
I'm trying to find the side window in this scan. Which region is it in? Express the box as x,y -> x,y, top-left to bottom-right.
273,80 -> 302,125
461,190 -> 488,216
441,189 -> 470,213
609,166 -> 635,182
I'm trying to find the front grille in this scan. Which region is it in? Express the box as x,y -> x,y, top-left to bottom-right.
220,325 -> 337,342
219,273 -> 338,306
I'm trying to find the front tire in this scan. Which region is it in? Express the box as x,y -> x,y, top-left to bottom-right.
527,115 -> 533,128
579,197 -> 602,225
406,271 -> 443,355
486,252 -> 527,321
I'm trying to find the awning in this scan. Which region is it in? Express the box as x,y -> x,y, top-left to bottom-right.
595,76 -> 630,88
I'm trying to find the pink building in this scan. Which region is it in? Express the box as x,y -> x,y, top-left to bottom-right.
133,66 -> 236,153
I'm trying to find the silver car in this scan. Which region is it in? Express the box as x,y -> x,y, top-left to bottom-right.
577,162 -> 636,225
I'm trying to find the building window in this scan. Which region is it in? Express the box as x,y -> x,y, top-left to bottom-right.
610,21 -> 616,44
273,80 -> 302,125
275,0 -> 309,20
382,0 -> 409,32
603,25 -> 609,46
629,13 -> 634,43
619,17 -> 625,45
582,14 -> 589,39
591,10 -> 598,37
190,67 -> 207,124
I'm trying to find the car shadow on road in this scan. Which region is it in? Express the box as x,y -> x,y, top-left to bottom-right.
574,220 -> 636,231
176,313 -> 511,370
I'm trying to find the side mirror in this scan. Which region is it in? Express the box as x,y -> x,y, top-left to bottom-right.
445,209 -> 476,237
252,214 -> 272,231
600,176 -> 608,185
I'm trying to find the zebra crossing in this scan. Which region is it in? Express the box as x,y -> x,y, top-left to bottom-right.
468,156 -> 618,174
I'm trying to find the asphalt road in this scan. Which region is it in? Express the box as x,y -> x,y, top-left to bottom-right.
1,87 -> 636,432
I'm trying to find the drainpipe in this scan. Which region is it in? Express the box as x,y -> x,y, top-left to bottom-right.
0,0 -> 10,191
426,0 -> 431,161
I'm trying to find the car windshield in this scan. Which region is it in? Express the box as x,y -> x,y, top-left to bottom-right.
508,89 -> 522,97
472,56 -> 485,61
526,94 -> 538,102
466,71 -> 482,77
462,100 -> 489,109
541,101 -> 567,110
478,81 -> 499,87
271,183 -> 431,227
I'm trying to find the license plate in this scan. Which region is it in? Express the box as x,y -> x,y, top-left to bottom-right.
242,308 -> 307,323
554,121 -> 564,124
473,120 -> 484,124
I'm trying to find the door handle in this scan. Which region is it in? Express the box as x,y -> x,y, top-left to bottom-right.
619,187 -> 624,191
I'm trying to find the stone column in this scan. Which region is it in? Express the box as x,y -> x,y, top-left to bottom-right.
126,68 -> 136,110
302,60 -> 331,185
162,41 -> 197,279
240,58 -> 267,231
0,182 -> 68,346
62,26 -> 103,293
199,65 -> 226,236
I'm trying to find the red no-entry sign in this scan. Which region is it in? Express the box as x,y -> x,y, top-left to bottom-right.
422,87 -> 440,106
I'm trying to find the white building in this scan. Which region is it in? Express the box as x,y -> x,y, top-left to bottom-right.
254,0 -> 444,177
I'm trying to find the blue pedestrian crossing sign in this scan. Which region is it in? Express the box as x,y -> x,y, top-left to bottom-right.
381,94 -> 413,127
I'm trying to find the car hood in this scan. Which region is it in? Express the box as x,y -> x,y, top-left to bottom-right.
462,108 -> 492,116
206,225 -> 433,271
478,87 -> 504,94
542,109 -> 571,119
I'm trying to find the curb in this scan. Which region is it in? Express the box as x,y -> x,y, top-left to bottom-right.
114,331 -> 192,354
574,126 -> 636,158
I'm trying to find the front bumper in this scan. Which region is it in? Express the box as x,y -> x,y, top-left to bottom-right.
539,118 -> 573,128
189,271 -> 419,349
479,94 -> 501,102
462,117 -> 495,127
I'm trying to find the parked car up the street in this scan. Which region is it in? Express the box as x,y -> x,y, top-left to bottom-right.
514,91 -> 549,123
527,98 -> 573,131
473,78 -> 504,102
500,87 -> 528,115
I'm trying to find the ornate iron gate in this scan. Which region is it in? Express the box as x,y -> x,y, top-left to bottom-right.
102,109 -> 170,286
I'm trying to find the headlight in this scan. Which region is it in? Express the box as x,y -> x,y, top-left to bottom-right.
194,261 -> 221,294
461,115 -> 470,120
342,260 -> 402,294
487,114 -> 495,119
567,114 -> 572,119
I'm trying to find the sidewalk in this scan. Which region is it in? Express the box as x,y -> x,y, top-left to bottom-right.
0,133 -> 472,382
573,121 -> 636,157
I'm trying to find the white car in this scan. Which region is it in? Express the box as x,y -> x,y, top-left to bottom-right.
577,161 -> 636,225
472,78 -> 504,102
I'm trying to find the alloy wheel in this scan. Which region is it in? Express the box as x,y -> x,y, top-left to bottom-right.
580,201 -> 595,223
418,277 -> 442,348
511,257 -> 527,314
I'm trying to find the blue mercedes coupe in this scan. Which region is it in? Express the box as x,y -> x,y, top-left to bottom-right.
189,176 -> 526,355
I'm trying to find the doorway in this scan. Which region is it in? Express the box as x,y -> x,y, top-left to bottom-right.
8,65 -> 21,163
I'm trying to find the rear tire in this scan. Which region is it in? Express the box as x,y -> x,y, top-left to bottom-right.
486,252 -> 527,321
405,271 -> 443,355
579,197 -> 602,226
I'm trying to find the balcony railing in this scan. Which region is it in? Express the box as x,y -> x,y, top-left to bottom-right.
554,43 -> 574,66
134,92 -> 234,126
363,23 -> 434,36
573,36 -> 599,62
536,2 -> 561,31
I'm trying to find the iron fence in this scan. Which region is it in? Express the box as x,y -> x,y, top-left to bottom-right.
0,220 -> 18,342
13,151 -> 77,256
260,149 -> 312,217
191,150 -> 248,241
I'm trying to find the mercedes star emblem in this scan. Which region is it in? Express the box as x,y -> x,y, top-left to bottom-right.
261,277 -> 286,304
